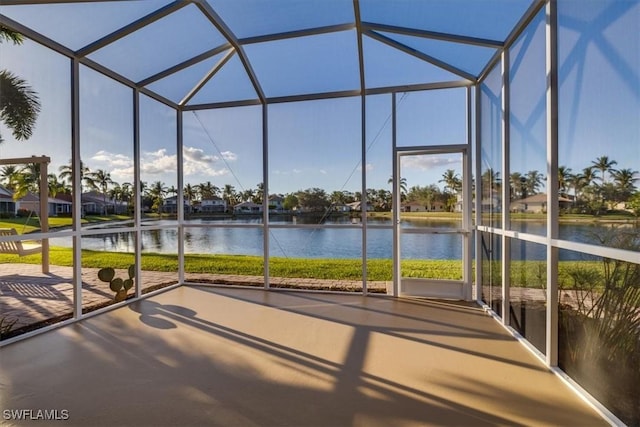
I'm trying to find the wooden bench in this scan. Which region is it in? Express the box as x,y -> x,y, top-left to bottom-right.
0,228 -> 41,256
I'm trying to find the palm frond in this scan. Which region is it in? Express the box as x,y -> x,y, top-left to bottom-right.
0,26 -> 23,44
0,69 -> 41,141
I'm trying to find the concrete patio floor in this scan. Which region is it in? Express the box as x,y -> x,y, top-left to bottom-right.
1,286 -> 607,426
0,264 -> 389,337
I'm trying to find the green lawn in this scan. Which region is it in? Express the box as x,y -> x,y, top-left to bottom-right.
0,215 -> 133,234
0,246 -> 612,286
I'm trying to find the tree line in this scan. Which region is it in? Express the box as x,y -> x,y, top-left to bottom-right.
1,155 -> 637,216
481,155 -> 639,215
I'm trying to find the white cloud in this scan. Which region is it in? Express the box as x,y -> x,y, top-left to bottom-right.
182,146 -> 235,178
357,163 -> 374,172
89,150 -> 134,181
92,150 -> 132,168
86,146 -> 238,183
220,151 -> 237,161
319,169 -> 327,175
183,146 -> 218,164
402,156 -> 460,170
141,149 -> 176,175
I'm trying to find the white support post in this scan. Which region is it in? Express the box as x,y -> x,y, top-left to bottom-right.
71,59 -> 82,319
177,110 -> 185,285
391,93 -> 400,297
546,0 -> 559,367
463,87 -> 473,301
262,103 -> 270,289
39,158 -> 50,274
361,94 -> 368,294
501,50 -> 511,324
133,89 -> 142,298
474,85 -> 483,304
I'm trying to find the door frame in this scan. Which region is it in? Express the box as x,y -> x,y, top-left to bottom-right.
392,144 -> 472,300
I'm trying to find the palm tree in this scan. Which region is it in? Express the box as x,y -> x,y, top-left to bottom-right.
58,160 -> 93,193
147,181 -> 167,215
524,170 -> 544,196
0,27 -> 41,143
119,182 -> 133,213
439,169 -> 462,194
376,188 -> 392,211
0,165 -> 20,190
611,168 -> 638,202
241,188 -> 254,203
611,168 -> 638,191
254,182 -> 265,204
222,184 -> 236,209
108,184 -> 126,215
166,185 -> 178,198
87,169 -> 113,215
197,181 -> 219,199
481,168 -> 501,195
558,166 -> 572,198
184,183 -> 197,207
591,155 -> 618,185
48,173 -> 69,198
509,172 -> 524,199
387,176 -> 408,201
11,162 -> 40,200
330,190 -> 348,205
573,167 -> 598,202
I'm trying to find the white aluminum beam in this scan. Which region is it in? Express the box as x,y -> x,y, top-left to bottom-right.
501,50 -> 511,325
0,14 -> 75,57
365,30 -> 477,83
76,1 -> 189,57
474,84 -> 483,304
133,89 -> 142,299
239,23 -> 356,45
71,58 -> 82,319
545,0 -> 559,368
194,0 -> 265,103
354,0 -> 368,292
179,49 -> 236,106
137,43 -> 232,87
391,93 -> 400,297
262,104 -> 270,289
463,87 -> 473,301
479,0 -> 546,82
362,22 -> 504,49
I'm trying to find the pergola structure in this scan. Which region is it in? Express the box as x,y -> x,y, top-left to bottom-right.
0,1 -> 638,425
0,156 -> 50,272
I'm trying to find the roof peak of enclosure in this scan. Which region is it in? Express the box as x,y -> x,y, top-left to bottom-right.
0,0 -> 541,108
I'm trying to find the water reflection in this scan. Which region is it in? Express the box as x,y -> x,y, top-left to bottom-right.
51,219 -> 637,260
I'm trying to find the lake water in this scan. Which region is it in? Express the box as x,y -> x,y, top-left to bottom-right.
54,218 -> 637,261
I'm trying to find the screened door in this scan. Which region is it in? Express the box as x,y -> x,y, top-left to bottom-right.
392,146 -> 472,300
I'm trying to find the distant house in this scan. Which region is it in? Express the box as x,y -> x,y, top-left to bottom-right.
82,191 -> 128,215
200,197 -> 226,213
455,193 -> 464,213
332,203 -> 351,213
163,196 -> 192,214
481,191 -> 502,213
401,201 -> 426,212
18,192 -> 72,216
0,185 -> 16,215
401,200 -> 447,212
268,195 -> 285,212
346,201 -> 373,212
234,201 -> 262,213
428,201 -> 446,212
511,193 -> 572,213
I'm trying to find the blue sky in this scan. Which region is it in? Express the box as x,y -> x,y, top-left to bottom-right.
0,0 -> 637,196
